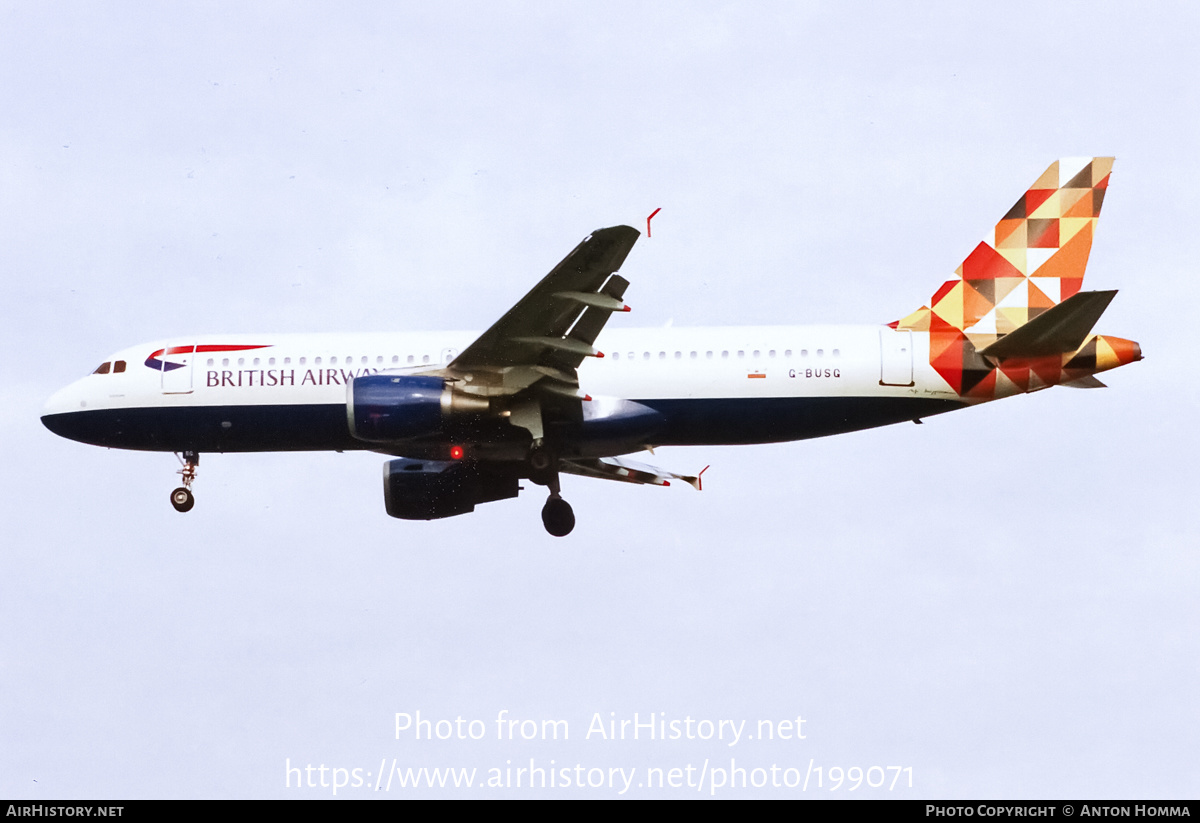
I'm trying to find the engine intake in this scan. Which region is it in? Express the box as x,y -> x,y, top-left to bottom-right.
347,374 -> 489,443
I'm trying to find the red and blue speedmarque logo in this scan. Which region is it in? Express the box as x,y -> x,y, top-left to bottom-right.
145,344 -> 272,372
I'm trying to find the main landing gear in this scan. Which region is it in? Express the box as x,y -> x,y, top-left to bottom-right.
541,495 -> 575,537
170,451 -> 199,513
529,444 -> 574,537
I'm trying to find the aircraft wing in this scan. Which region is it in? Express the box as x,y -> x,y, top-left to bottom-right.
443,226 -> 639,398
560,456 -> 702,490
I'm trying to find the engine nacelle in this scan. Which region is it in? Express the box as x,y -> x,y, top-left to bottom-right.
383,458 -> 520,520
347,374 -> 489,443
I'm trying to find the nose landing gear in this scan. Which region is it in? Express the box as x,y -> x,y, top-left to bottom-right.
170,451 -> 199,513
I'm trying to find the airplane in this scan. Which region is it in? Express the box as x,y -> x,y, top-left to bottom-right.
41,157 -> 1141,536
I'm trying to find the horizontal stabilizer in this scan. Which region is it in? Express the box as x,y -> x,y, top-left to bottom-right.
1061,375 -> 1107,389
560,456 -> 699,489
978,290 -> 1117,359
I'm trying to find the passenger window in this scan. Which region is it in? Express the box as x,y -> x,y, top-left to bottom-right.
207,358 -> 215,367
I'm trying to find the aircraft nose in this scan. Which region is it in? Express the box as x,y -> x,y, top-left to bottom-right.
41,410 -> 72,439
41,380 -> 89,440
43,382 -> 82,418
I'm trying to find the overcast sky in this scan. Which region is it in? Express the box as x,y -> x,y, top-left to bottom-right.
2,1 -> 1197,799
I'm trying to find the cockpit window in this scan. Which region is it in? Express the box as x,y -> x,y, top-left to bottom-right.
94,362 -> 111,375
113,360 -> 126,373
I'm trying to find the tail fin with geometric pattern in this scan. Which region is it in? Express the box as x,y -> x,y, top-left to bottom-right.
894,157 -> 1113,351
891,158 -> 1135,398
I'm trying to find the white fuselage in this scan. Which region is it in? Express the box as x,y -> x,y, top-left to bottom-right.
41,325 -> 966,457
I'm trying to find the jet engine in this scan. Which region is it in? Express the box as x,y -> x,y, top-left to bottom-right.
347,374 -> 490,443
383,458 -> 520,520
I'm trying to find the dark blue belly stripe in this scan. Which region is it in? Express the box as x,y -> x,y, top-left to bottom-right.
41,396 -> 965,453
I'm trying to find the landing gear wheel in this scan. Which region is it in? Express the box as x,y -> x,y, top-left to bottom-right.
170,487 -> 195,513
541,496 -> 575,537
171,451 -> 199,513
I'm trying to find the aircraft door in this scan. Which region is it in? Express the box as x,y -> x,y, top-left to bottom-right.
879,329 -> 914,387
160,345 -> 196,394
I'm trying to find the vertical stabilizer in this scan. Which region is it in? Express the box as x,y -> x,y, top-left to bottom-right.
896,157 -> 1112,343
894,157 -> 1116,397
